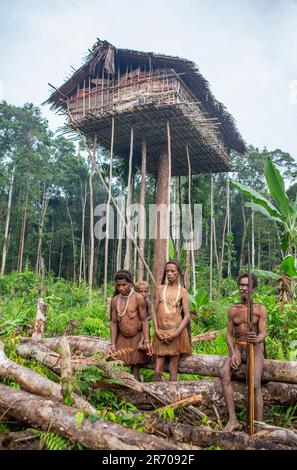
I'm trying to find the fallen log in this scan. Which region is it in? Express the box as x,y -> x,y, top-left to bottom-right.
154,422 -> 297,450
102,379 -> 297,409
31,335 -> 297,384
192,330 -> 223,344
0,384 -> 180,450
0,342 -> 96,415
16,342 -> 61,374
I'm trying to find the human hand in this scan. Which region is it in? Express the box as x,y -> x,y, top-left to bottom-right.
108,345 -> 117,356
247,332 -> 261,344
144,341 -> 153,356
163,331 -> 179,342
156,330 -> 167,341
231,351 -> 241,369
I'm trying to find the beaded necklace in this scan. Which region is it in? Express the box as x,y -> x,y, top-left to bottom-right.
162,283 -> 181,315
116,288 -> 134,317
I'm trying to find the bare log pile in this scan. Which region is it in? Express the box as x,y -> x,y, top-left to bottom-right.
154,422 -> 297,450
7,334 -> 297,450
101,379 -> 297,409
26,335 -> 297,384
0,384 -> 180,450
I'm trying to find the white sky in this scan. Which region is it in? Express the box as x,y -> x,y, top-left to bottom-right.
1,0 -> 297,158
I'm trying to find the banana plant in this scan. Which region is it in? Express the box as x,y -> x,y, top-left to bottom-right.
232,156 -> 297,256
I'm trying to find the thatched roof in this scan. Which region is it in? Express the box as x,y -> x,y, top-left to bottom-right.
47,38 -> 246,156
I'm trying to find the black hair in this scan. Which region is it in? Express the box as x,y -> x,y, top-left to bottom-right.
161,259 -> 185,287
237,272 -> 258,289
112,270 -> 134,297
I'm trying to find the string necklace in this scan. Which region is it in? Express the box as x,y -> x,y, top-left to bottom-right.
117,288 -> 134,317
162,283 -> 181,315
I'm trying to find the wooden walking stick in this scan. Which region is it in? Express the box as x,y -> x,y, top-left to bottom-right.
247,245 -> 255,435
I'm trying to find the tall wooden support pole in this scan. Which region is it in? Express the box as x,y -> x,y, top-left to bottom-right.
186,144 -> 196,293
104,119 -> 114,302
166,121 -> 172,261
226,174 -> 232,278
137,138 -> 147,280
124,127 -> 134,271
209,174 -> 213,301
152,147 -> 170,285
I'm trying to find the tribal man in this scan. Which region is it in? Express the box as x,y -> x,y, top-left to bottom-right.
109,270 -> 153,380
220,272 -> 267,431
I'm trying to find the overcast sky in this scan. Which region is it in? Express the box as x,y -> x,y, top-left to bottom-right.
1,0 -> 297,158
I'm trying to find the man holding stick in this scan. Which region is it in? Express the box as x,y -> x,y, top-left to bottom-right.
220,272 -> 267,431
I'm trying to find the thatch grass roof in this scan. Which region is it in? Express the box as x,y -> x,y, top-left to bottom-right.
46,38 -> 246,156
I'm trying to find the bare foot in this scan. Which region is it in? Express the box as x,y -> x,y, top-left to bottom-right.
224,419 -> 242,432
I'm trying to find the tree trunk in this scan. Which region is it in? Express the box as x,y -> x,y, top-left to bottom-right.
18,189 -> 29,272
251,209 -> 255,268
30,336 -> 297,384
66,199 -> 76,282
116,187 -> 125,272
218,212 -> 228,293
209,174 -> 213,300
0,384 -> 180,450
88,168 -> 94,289
58,241 -> 64,278
36,188 -> 50,274
226,174 -> 232,277
153,147 -> 170,285
124,127 -> 134,271
104,120 -> 114,301
79,180 -> 87,283
106,379 -> 297,409
239,203 -> 250,269
137,138 -> 147,280
154,422 -> 296,450
186,144 -> 196,293
0,343 -> 96,414
1,163 -> 16,276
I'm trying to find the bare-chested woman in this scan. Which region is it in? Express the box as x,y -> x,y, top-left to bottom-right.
109,270 -> 153,380
220,272 -> 267,431
153,260 -> 192,381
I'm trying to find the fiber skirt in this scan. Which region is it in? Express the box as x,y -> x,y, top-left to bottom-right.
115,331 -> 148,365
153,328 -> 192,357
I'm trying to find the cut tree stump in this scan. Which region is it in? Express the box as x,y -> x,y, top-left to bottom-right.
0,384 -> 181,450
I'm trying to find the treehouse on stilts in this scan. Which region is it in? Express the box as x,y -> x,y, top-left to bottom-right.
47,38 -> 246,289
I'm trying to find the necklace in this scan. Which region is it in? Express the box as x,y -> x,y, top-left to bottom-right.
116,288 -> 134,317
162,284 -> 181,315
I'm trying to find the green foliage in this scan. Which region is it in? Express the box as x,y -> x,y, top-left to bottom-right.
160,406 -> 175,423
28,429 -> 83,450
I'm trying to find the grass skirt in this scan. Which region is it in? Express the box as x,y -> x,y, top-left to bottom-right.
115,331 -> 148,365
153,328 -> 192,357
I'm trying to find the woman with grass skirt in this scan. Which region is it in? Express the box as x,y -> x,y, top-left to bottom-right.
153,260 -> 192,381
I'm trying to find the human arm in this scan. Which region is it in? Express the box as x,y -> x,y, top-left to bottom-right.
138,294 -> 153,356
226,307 -> 240,369
109,298 -> 118,354
247,305 -> 267,344
153,287 -> 167,341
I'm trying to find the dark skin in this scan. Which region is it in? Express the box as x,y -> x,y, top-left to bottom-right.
153,264 -> 190,381
220,276 -> 267,432
110,280 -> 153,380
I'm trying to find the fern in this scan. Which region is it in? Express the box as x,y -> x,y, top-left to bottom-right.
28,429 -> 83,450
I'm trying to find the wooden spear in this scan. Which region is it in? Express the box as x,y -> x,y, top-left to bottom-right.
247,245 -> 255,435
